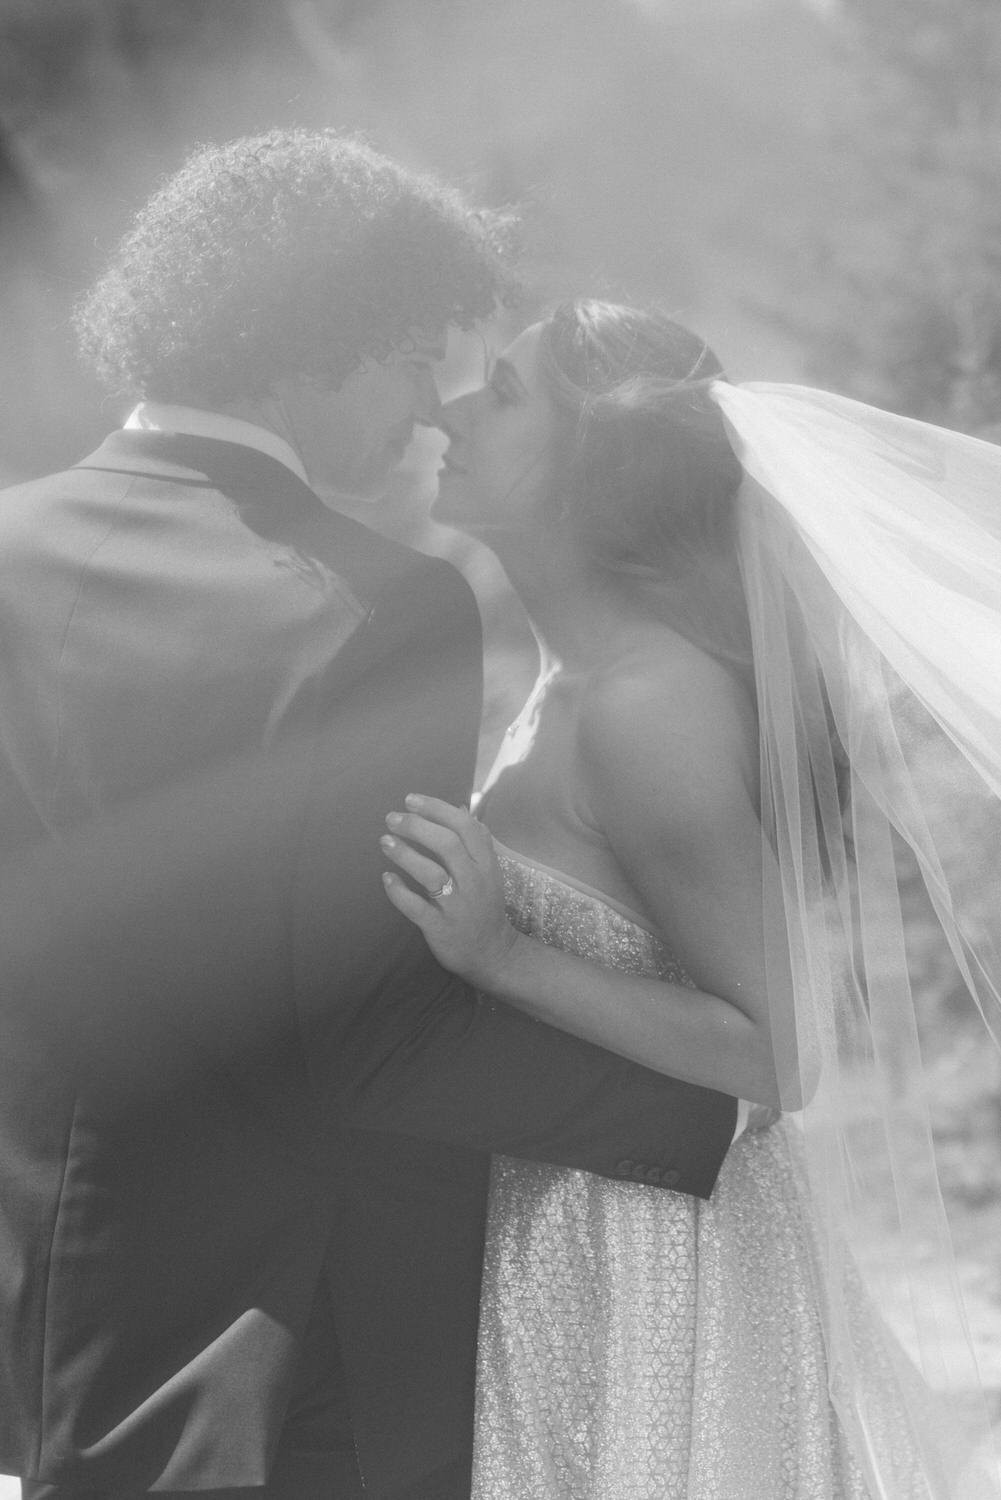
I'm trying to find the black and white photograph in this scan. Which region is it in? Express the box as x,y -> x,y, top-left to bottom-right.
1,3 -> 1000,1496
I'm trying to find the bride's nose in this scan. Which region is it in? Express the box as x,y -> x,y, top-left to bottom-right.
437,391 -> 472,442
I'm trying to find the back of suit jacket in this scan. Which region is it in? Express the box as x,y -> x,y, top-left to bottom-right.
0,432 -> 738,1496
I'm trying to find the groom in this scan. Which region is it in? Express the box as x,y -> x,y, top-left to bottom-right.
0,131 -> 738,1500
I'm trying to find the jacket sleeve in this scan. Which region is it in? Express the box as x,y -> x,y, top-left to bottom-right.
294,557 -> 738,1201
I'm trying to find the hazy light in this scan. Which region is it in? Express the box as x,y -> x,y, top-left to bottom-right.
624,0 -> 841,13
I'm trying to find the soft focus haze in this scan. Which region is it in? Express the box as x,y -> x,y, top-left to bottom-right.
5,0 -> 1001,484
1,5 -> 1000,1486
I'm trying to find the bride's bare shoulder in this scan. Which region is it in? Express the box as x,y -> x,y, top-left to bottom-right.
577,633 -> 757,796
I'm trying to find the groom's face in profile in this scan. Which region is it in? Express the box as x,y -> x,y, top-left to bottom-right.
278,329 -> 447,501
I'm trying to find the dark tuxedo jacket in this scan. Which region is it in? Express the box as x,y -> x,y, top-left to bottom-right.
0,432 -> 737,1496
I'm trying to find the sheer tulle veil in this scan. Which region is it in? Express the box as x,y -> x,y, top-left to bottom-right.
710,381 -> 1001,1496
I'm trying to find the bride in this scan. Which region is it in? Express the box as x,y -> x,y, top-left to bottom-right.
381,300 -> 1001,1497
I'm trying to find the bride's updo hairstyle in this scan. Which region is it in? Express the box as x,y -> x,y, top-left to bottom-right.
537,300 -> 751,669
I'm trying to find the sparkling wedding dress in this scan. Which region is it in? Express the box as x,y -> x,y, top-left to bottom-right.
470,841 -> 930,1500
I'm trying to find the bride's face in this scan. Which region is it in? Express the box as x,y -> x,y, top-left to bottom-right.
432,323 -> 558,536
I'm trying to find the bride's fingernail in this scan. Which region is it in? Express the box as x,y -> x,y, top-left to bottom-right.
405,793 -> 422,807
380,834 -> 395,850
386,811 -> 402,827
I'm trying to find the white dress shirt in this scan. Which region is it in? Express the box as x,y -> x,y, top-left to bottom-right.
124,402 -> 310,487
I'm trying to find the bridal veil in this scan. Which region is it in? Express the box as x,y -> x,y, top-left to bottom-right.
712,380 -> 1001,1497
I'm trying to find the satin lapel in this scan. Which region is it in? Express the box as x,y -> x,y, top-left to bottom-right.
73,430 -> 383,583
74,431 -> 322,514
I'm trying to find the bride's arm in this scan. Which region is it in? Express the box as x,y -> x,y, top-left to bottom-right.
381,662 -> 797,1110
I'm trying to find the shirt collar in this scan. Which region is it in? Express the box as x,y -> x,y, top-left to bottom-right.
124,402 -> 310,487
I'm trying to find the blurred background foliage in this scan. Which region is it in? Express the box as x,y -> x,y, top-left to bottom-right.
6,0 -> 1001,478
1,0 -> 999,1365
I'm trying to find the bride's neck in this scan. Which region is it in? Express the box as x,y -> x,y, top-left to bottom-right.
501,548 -> 639,679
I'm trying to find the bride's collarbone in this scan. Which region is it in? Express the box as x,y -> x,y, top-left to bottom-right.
480,744 -> 643,916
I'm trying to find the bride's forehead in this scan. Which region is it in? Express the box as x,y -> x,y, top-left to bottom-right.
503,322 -> 543,355
499,323 -> 546,382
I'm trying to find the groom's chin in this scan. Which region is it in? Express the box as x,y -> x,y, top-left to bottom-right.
331,466 -> 396,509
429,470 -> 466,524
428,492 -> 457,528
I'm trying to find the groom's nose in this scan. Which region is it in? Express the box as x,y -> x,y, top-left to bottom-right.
412,365 -> 444,428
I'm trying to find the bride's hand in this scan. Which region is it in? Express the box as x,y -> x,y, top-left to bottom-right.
380,794 -> 522,987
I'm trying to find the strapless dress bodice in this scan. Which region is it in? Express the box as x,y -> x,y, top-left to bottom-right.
492,837 -> 693,986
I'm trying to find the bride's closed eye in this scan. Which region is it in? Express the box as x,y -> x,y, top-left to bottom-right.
482,350 -> 514,406
486,356 -> 522,408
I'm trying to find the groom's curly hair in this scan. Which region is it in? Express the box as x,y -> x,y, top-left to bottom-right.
75,129 -> 517,405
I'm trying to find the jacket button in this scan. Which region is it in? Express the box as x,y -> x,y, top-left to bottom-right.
615,1159 -> 634,1176
660,1169 -> 681,1188
644,1166 -> 664,1184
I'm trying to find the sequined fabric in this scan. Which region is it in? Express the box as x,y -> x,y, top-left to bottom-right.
472,850 -> 929,1499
